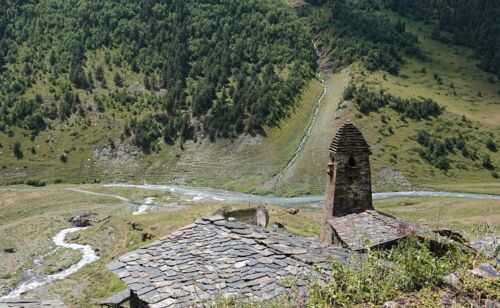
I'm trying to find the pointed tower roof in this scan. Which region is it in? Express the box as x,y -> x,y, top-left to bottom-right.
329,121 -> 370,154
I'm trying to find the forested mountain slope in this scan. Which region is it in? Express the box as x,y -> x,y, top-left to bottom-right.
0,0 -> 498,194
388,0 -> 500,77
274,0 -> 499,194
0,0 -> 313,149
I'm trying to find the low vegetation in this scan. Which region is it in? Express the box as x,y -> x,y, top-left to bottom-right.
304,237 -> 494,307
215,236 -> 498,307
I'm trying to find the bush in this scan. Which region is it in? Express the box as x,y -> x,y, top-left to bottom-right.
306,236 -> 469,306
482,154 -> 494,170
25,179 -> 46,187
348,84 -> 442,120
486,138 -> 497,152
13,141 -> 23,159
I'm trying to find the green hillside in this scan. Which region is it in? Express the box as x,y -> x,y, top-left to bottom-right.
0,0 -> 499,195
272,0 -> 500,194
0,0 -> 318,187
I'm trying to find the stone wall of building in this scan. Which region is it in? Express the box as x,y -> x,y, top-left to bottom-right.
320,122 -> 373,245
214,205 -> 269,228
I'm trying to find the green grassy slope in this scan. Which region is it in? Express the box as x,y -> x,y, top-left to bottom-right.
275,7 -> 499,195
351,11 -> 500,191
0,79 -> 324,192
1,1 -> 499,196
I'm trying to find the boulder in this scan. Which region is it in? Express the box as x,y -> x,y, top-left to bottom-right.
382,301 -> 398,308
443,273 -> 461,290
2,247 -> 15,254
288,208 -> 300,215
467,237 -> 499,258
69,211 -> 97,227
469,263 -> 500,279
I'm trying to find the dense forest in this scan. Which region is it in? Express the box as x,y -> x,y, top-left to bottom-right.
0,0 -> 498,155
0,0 -> 314,151
301,0 -> 423,75
387,0 -> 500,77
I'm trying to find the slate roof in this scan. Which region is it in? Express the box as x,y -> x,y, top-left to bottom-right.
98,288 -> 130,306
329,122 -> 370,154
328,210 -> 411,251
107,215 -> 356,307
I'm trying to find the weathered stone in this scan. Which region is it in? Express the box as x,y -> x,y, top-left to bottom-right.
269,244 -> 307,255
288,208 -> 299,215
382,301 -> 398,308
107,215 -> 356,307
272,221 -> 285,229
69,211 -> 96,227
234,260 -> 250,268
433,228 -> 466,243
225,221 -> 246,229
443,273 -> 461,290
469,263 -> 500,279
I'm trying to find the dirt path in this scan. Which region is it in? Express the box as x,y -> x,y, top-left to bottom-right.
67,188 -> 131,203
266,69 -> 351,193
273,78 -> 328,189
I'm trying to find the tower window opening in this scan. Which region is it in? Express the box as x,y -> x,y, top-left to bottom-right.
348,156 -> 356,167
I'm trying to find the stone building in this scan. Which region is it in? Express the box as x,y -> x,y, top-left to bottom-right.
320,121 -> 417,250
105,121 -> 431,307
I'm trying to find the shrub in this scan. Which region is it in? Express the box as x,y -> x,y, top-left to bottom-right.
13,141 -> 23,159
482,154 -> 494,170
486,138 -> 497,152
25,179 -> 46,187
306,236 -> 470,306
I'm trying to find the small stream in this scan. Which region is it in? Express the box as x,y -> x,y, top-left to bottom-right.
1,227 -> 99,300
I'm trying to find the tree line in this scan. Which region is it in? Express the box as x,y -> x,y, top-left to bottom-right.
301,0 -> 423,75
387,0 -> 500,77
344,84 -> 443,120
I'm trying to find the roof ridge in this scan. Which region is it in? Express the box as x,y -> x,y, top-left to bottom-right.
329,122 -> 370,154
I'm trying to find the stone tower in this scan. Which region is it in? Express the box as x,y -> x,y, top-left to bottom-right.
320,121 -> 373,244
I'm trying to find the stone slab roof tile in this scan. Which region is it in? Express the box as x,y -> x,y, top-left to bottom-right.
108,217 -> 357,306
329,122 -> 370,154
328,210 -> 410,251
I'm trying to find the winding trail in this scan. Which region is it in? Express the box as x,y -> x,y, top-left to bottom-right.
1,227 -> 99,300
67,188 -> 131,203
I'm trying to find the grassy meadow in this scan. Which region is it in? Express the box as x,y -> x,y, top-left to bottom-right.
342,12 -> 500,193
